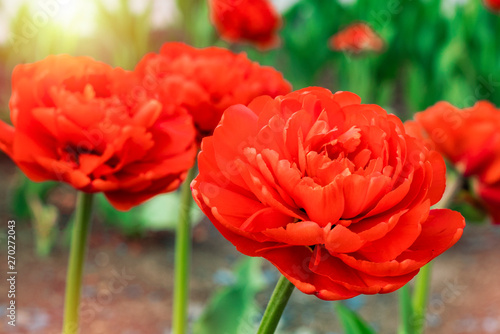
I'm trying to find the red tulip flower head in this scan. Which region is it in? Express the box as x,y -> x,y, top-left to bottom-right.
407,101 -> 500,224
484,0 -> 500,12
209,0 -> 281,49
192,87 -> 465,300
135,42 -> 291,140
0,55 -> 197,210
330,23 -> 384,54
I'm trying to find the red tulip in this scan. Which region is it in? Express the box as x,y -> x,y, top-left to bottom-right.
0,55 -> 197,210
135,42 -> 291,140
484,0 -> 500,12
330,23 -> 384,54
407,100 -> 500,224
192,87 -> 464,300
208,0 -> 281,49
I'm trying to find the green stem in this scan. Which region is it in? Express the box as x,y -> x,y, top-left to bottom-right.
398,284 -> 414,334
62,192 -> 94,334
411,263 -> 432,334
172,167 -> 197,334
257,275 -> 295,334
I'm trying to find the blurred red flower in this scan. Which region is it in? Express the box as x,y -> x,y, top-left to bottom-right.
330,23 -> 384,54
484,0 -> 500,12
407,101 -> 500,224
135,42 -> 291,140
0,55 -> 197,210
208,0 -> 281,49
192,87 -> 464,300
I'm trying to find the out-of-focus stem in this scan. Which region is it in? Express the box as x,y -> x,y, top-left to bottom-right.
172,167 -> 197,334
62,192 -> 94,334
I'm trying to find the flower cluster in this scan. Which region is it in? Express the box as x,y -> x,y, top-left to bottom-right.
192,87 -> 465,300
0,37 -> 467,306
0,44 -> 291,210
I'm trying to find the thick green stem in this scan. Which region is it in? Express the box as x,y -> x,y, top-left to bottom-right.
172,167 -> 197,334
62,192 -> 94,334
257,275 -> 295,334
398,284 -> 414,334
411,263 -> 432,334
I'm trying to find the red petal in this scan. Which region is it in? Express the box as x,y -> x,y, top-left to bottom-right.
310,247 -> 416,295
262,221 -> 327,245
240,207 -> 294,232
357,200 -> 430,262
426,150 -> 446,205
331,91 -> 362,107
324,224 -> 364,253
293,177 -> 345,227
409,208 -> 465,253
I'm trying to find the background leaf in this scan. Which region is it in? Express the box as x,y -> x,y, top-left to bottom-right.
335,302 -> 376,334
193,257 -> 266,334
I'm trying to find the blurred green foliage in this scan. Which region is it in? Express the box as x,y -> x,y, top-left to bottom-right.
12,174 -> 57,220
7,4 -> 79,65
193,257 -> 266,334
93,0 -> 154,69
95,191 -> 204,236
11,174 -> 59,256
335,302 -> 376,334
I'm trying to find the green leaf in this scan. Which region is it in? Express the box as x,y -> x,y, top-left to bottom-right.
449,185 -> 488,224
193,257 -> 266,334
12,173 -> 58,220
374,80 -> 393,109
27,195 -> 59,257
436,37 -> 464,77
450,201 -> 487,224
441,75 -> 473,108
335,303 -> 376,334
